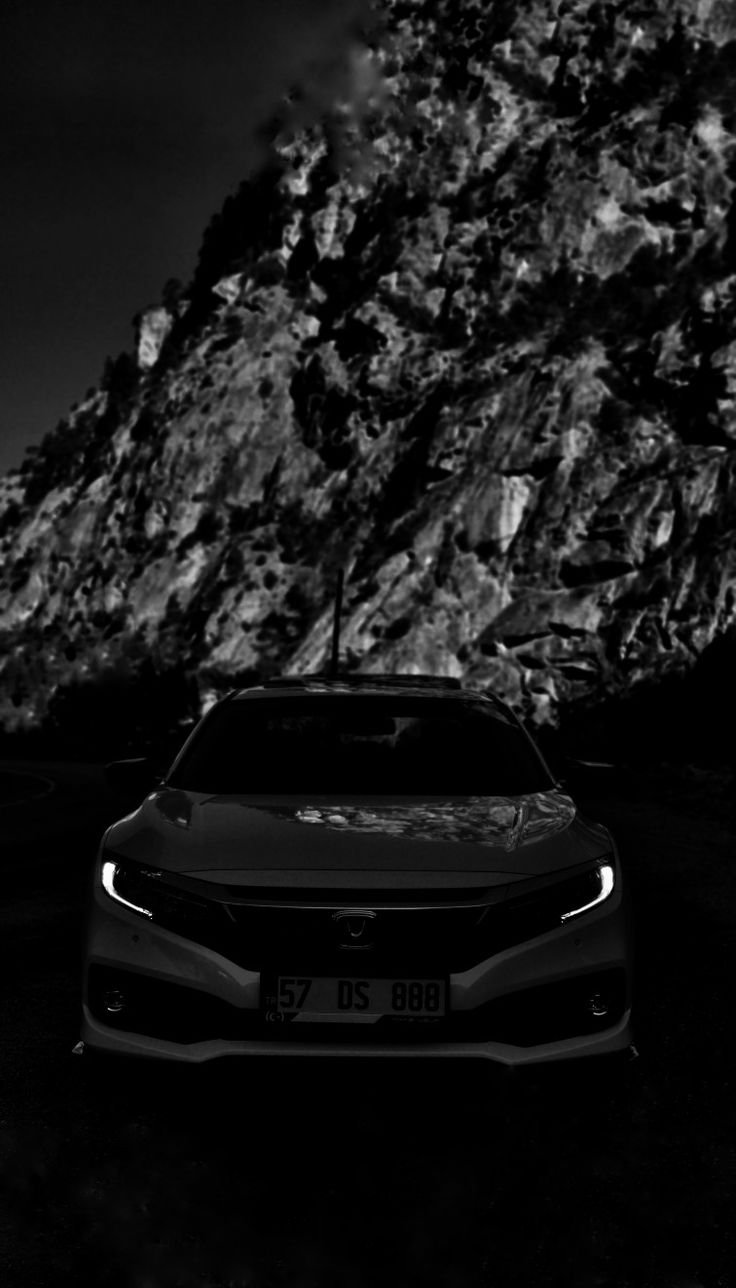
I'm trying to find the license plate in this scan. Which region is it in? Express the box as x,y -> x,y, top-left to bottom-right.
262,976 -> 447,1024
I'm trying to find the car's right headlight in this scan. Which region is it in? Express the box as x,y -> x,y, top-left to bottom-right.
100,856 -> 215,931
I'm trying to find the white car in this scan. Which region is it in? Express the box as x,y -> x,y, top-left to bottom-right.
81,674 -> 633,1067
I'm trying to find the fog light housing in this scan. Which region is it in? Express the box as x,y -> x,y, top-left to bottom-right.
103,989 -> 126,1014
587,992 -> 609,1019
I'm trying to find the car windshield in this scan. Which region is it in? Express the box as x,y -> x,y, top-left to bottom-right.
167,695 -> 553,796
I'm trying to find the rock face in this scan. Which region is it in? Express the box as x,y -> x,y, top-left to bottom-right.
135,306 -> 176,371
2,0 -> 736,734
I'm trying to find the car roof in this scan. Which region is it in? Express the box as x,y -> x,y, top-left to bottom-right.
226,673 -> 510,713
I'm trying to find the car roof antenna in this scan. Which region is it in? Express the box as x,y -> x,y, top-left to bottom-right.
329,567 -> 345,677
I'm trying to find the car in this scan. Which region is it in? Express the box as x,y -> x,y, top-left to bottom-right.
80,673 -> 633,1068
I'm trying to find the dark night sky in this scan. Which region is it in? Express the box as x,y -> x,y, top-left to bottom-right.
0,0 -> 362,476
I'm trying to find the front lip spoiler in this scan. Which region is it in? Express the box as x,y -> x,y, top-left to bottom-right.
80,1007 -> 634,1067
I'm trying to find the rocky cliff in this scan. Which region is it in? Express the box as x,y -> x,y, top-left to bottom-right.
2,0 -> 736,741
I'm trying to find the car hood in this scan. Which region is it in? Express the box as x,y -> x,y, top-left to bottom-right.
104,788 -> 611,890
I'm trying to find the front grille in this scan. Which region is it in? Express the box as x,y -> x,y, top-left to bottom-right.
87,966 -> 626,1048
224,903 -> 488,973
143,868 -> 603,975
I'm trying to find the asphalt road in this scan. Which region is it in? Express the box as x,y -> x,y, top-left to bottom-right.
1,761 -> 734,1288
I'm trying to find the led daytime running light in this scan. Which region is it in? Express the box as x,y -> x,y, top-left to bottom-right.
560,862 -> 615,922
101,859 -> 154,920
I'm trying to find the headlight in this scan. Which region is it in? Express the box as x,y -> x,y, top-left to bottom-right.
100,857 -> 214,930
101,859 -> 155,919
559,862 -> 615,923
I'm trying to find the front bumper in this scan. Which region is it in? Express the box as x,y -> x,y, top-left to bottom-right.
81,869 -> 633,1067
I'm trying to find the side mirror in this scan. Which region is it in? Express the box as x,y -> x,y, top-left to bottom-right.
104,758 -> 161,797
559,757 -> 619,795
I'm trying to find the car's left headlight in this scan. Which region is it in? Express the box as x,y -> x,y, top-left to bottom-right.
559,861 -> 615,923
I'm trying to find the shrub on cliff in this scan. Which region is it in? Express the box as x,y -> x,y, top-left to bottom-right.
100,351 -> 139,403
